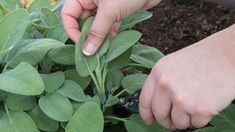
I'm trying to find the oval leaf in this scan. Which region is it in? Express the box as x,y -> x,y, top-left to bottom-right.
57,80 -> 86,102
106,30 -> 141,62
41,71 -> 65,93
29,106 -> 59,132
0,62 -> 44,95
121,73 -> 148,94
39,93 -> 73,122
6,94 -> 36,111
66,102 -> 104,132
0,110 -> 39,132
48,45 -> 75,65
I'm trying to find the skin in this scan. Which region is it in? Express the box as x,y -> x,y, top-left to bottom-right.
61,0 -> 235,129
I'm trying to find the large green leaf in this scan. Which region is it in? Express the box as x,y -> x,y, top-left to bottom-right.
41,71 -> 65,93
210,104 -> 235,131
5,94 -> 36,111
106,30 -> 141,62
75,17 -> 98,77
120,11 -> 152,31
0,8 -> 29,51
125,114 -> 170,132
108,48 -> 132,69
57,80 -> 86,102
131,44 -> 164,68
121,73 -> 148,94
0,0 -> 22,11
64,69 -> 91,90
0,110 -> 39,132
0,62 -> 44,95
106,69 -> 124,93
5,39 -> 64,68
48,45 -> 75,65
29,106 -> 59,132
40,8 -> 68,42
65,102 -> 104,132
39,92 -> 73,122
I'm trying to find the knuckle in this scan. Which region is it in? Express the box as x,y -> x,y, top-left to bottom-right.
158,76 -> 172,91
78,0 -> 94,9
89,29 -> 105,39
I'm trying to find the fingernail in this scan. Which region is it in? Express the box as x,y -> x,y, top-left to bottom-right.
145,121 -> 153,126
83,42 -> 96,56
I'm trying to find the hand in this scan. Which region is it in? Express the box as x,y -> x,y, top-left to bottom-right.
139,25 -> 235,129
61,0 -> 161,56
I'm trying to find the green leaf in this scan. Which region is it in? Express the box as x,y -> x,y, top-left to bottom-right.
106,69 -> 124,93
0,49 -> 7,63
0,8 -> 29,51
211,104 -> 235,131
86,95 -> 101,107
75,17 -> 98,77
41,71 -> 65,93
65,102 -> 104,132
120,11 -> 152,31
0,0 -> 22,11
131,44 -> 164,68
108,48 -> 132,69
106,30 -> 141,62
98,37 -> 110,57
5,39 -> 64,68
57,80 -> 86,102
0,62 -> 44,95
64,69 -> 91,90
28,0 -> 63,13
125,114 -> 170,132
39,92 -> 73,122
0,110 -> 39,132
193,127 -> 217,132
121,73 -> 148,94
29,106 -> 59,132
105,96 -> 119,107
40,8 -> 68,42
6,94 -> 36,111
48,45 -> 75,65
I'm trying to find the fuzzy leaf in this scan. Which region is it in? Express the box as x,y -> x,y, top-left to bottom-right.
29,106 -> 59,132
125,114 -> 170,132
57,80 -> 86,102
121,73 -> 148,94
0,9 -> 28,51
108,48 -> 132,69
6,94 -> 36,111
120,11 -> 152,31
131,44 -> 164,68
0,110 -> 39,132
105,96 -> 119,107
48,45 -> 75,65
5,39 -> 64,68
39,93 -> 73,122
64,69 -> 91,90
41,71 -> 65,93
65,102 -> 104,132
106,30 -> 141,62
0,62 -> 44,95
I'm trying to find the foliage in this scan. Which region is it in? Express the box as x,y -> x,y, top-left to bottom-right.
0,1 -> 234,132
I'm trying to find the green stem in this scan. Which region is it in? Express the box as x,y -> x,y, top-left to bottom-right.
2,63 -> 9,73
83,58 -> 101,92
105,115 -> 128,122
115,89 -> 126,97
4,103 -> 13,124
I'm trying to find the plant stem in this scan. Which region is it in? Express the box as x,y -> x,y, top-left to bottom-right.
115,89 -> 126,97
4,103 -> 13,124
105,115 -> 128,122
2,63 -> 9,73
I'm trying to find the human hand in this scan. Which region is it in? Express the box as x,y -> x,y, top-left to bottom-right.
139,25 -> 235,129
61,0 -> 161,56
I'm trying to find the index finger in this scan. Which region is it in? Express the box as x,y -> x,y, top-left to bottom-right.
61,0 -> 83,42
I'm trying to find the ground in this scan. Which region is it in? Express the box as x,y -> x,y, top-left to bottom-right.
136,0 -> 235,55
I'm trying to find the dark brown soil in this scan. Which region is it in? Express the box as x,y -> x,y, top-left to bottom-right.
136,0 -> 235,55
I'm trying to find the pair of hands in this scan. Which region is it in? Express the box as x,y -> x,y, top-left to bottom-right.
61,0 -> 235,129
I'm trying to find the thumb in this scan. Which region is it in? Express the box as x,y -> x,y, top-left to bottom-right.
82,6 -> 116,56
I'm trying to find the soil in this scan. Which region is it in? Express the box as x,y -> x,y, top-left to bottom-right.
135,0 -> 235,55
